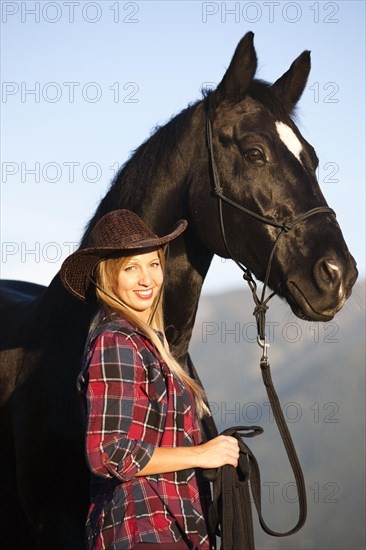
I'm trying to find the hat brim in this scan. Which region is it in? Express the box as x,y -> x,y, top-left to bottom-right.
60,219 -> 187,303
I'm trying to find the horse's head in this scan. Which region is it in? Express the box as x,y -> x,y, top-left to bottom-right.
190,32 -> 357,321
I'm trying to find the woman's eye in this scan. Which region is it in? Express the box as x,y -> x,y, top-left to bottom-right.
150,262 -> 160,268
244,148 -> 265,163
125,265 -> 137,272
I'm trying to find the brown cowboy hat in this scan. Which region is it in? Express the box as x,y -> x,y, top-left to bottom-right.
60,209 -> 187,303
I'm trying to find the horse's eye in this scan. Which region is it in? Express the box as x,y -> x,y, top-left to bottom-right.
244,148 -> 265,164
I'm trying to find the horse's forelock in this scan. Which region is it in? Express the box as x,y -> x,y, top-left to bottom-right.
248,80 -> 296,120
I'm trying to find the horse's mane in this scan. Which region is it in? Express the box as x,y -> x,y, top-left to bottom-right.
111,100 -> 202,199
80,99 -> 202,244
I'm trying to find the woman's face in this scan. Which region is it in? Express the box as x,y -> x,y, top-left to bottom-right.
115,250 -> 164,321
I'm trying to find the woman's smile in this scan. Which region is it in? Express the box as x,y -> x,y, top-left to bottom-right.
134,289 -> 154,300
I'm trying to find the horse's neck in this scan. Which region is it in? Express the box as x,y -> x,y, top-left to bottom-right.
140,108 -> 214,359
164,248 -> 213,362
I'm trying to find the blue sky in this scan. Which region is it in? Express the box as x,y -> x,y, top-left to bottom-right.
1,0 -> 365,294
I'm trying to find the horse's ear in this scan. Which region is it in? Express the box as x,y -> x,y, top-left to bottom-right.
272,50 -> 311,107
213,32 -> 257,103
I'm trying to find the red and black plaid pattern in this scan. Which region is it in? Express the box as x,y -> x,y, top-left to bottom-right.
78,312 -> 212,550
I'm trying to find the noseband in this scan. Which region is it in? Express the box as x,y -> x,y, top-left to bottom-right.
205,104 -> 335,541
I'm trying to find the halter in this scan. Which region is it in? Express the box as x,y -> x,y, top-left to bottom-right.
205,105 -> 335,344
205,102 -> 335,539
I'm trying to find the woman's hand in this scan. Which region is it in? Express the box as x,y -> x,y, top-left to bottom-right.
192,435 -> 240,469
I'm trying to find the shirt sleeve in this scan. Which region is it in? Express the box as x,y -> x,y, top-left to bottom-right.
84,330 -> 162,482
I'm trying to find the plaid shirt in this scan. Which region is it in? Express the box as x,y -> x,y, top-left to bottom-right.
78,311 -> 213,550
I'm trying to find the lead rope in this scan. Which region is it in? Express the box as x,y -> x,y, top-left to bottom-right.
217,210 -> 308,544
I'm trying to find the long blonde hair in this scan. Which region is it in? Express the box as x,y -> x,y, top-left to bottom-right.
94,249 -> 207,417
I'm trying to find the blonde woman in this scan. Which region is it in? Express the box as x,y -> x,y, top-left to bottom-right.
61,210 -> 239,550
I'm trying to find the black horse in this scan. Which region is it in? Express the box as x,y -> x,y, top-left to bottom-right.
0,33 -> 357,549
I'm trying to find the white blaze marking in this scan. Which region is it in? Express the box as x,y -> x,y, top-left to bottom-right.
275,121 -> 303,164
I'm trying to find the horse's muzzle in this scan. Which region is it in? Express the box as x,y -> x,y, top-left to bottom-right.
286,254 -> 358,321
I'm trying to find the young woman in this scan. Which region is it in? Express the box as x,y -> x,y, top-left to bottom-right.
61,209 -> 239,550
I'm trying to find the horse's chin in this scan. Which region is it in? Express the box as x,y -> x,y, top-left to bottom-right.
284,280 -> 346,322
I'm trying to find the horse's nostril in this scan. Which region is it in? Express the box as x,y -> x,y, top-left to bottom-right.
323,260 -> 341,283
314,258 -> 342,289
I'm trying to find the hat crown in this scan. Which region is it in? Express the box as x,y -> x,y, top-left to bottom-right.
90,210 -> 156,249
